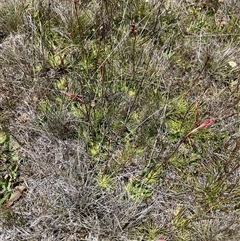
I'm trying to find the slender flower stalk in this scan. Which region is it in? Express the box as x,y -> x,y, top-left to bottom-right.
144,118 -> 215,181
184,118 -> 215,139
66,92 -> 85,104
162,118 -> 215,166
66,92 -> 93,132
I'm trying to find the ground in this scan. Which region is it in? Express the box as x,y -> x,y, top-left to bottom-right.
0,0 -> 240,240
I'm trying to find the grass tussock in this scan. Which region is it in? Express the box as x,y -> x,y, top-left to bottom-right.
0,0 -> 240,240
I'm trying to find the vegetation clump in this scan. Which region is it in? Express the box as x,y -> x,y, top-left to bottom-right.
0,0 -> 240,240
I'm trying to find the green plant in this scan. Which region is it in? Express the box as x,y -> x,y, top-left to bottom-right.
0,0 -> 240,240
0,129 -> 21,206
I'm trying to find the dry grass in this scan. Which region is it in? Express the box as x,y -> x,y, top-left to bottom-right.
0,0 -> 240,240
